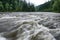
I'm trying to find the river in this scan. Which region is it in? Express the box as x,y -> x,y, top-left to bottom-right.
0,12 -> 60,40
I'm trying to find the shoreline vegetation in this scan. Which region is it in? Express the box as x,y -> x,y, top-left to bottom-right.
0,0 -> 60,12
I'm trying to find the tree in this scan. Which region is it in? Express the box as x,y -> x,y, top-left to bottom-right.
0,1 -> 3,11
5,3 -> 9,11
28,3 -> 35,11
52,0 -> 60,12
0,0 -> 36,12
36,1 -> 51,11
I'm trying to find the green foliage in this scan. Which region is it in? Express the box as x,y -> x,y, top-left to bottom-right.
27,3 -> 35,12
36,1 -> 53,12
0,0 -> 35,12
36,0 -> 60,12
0,0 -> 60,12
52,0 -> 60,12
5,3 -> 9,11
0,1 -> 4,11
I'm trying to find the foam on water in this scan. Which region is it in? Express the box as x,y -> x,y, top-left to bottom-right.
0,13 -> 59,40
0,37 -> 7,40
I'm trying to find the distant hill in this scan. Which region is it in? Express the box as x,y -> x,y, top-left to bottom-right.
36,0 -> 60,12
36,1 -> 52,12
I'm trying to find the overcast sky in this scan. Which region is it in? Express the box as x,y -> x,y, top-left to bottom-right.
26,0 -> 49,6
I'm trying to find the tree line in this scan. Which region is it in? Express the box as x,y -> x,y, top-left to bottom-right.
0,0 -> 35,12
0,0 -> 60,12
36,0 -> 60,12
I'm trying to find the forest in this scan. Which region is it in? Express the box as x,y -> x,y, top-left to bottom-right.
0,0 -> 60,12
36,0 -> 60,12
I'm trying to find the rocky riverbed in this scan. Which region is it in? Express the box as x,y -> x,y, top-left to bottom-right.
0,12 -> 60,40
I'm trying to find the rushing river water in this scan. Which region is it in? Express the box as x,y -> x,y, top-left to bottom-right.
0,12 -> 60,40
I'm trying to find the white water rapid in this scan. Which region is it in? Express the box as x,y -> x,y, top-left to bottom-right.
0,12 -> 60,40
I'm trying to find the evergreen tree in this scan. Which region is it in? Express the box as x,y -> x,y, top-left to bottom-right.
0,1 -> 3,11
52,0 -> 60,12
